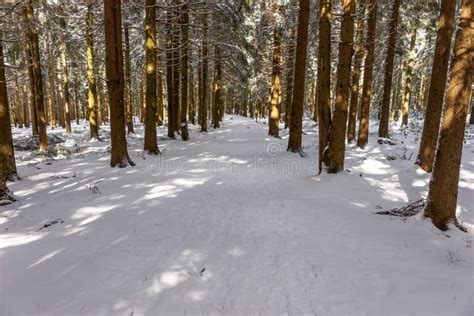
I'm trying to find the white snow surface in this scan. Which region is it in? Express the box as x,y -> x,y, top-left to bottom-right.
1,115 -> 474,316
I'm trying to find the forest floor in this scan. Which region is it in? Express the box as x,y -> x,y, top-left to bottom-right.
1,115 -> 474,316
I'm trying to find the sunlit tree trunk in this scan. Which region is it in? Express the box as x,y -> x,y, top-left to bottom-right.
317,0 -> 331,169
287,0 -> 309,153
104,0 -> 134,167
347,0 -> 367,143
401,25 -> 417,127
23,30 -> 38,135
416,0 -> 456,172
268,26 -> 282,137
86,1 -> 99,139
326,0 -> 355,173
0,32 -> 17,180
424,0 -> 473,231
25,0 -> 47,151
144,0 -> 159,154
356,0 -> 378,149
378,0 -> 401,138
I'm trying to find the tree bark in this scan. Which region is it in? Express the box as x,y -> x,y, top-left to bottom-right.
347,0 -> 367,143
87,2 -> 99,139
200,14 -> 209,132
317,0 -> 332,169
424,0 -> 473,231
287,0 -> 309,153
326,0 -> 356,173
268,26 -> 282,138
166,9 -> 175,138
104,0 -> 134,167
378,0 -> 401,138
144,0 -> 159,154
124,22 -> 134,134
212,46 -> 222,129
401,25 -> 417,127
356,0 -> 378,149
416,0 -> 456,172
180,1 -> 190,139
0,32 -> 17,180
25,0 -> 47,151
59,4 -> 72,134
284,27 -> 296,129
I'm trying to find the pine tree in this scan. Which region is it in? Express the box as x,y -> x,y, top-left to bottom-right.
356,0 -> 378,149
180,0 -> 190,139
0,32 -> 17,180
25,1 -> 47,151
416,0 -> 456,172
104,0 -> 134,167
124,22 -> 134,134
287,0 -> 309,153
317,0 -> 331,170
326,0 -> 356,173
401,24 -> 417,127
424,0 -> 473,231
144,0 -> 159,154
268,26 -> 282,138
378,0 -> 401,139
86,1 -> 99,139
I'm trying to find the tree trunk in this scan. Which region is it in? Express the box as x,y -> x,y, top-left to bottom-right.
347,0 -> 367,143
86,1 -> 99,139
25,1 -> 47,151
378,0 -> 401,138
469,89 -> 474,124
23,30 -> 38,135
157,42 -> 164,126
180,1 -> 190,139
189,65 -> 195,125
317,0 -> 331,169
56,58 -> 65,128
326,0 -> 356,173
200,15 -> 208,132
212,46 -> 222,129
356,0 -> 378,149
0,32 -> 17,180
284,27 -> 296,129
124,22 -> 134,134
416,0 -> 456,172
46,34 -> 57,129
166,10 -> 175,138
287,0 -> 309,153
104,0 -> 134,167
144,0 -> 159,154
401,25 -> 417,127
59,5 -> 72,134
268,26 -> 282,138
424,0 -> 473,231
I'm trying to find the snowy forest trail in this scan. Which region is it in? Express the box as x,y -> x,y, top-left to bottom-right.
1,116 -> 474,316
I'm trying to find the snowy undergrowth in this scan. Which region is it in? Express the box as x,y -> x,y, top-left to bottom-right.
1,116 -> 473,316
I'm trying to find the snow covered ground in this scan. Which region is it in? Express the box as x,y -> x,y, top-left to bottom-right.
1,115 -> 473,316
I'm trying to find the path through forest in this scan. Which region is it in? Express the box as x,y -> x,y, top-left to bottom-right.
1,116 -> 473,315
